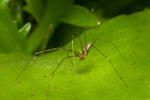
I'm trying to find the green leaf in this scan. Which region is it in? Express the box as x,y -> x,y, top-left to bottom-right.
60,5 -> 100,27
9,0 -> 24,28
0,9 -> 28,53
24,0 -> 46,22
0,0 -> 9,9
19,22 -> 31,37
93,0 -> 150,23
1,9 -> 150,99
27,0 -> 74,53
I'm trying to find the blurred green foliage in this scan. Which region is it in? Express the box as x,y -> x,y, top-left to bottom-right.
0,0 -> 150,100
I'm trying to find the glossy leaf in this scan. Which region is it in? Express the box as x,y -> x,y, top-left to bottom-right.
24,0 -> 46,22
60,5 -> 100,27
0,9 -> 28,53
0,9 -> 150,100
0,0 -> 9,9
19,22 -> 31,37
27,0 -> 74,53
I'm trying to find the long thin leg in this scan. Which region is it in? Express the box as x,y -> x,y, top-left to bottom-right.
46,82 -> 50,100
84,32 -> 87,47
91,0 -> 104,12
51,56 -> 78,76
83,5 -> 101,29
34,48 -> 58,55
16,48 -> 60,81
92,45 -> 128,88
72,36 -> 76,75
15,66 -> 27,82
79,35 -> 83,51
72,36 -> 79,98
15,58 -> 33,82
92,39 -> 127,61
34,47 -> 79,56
46,55 -> 75,100
67,50 -> 74,66
62,48 -> 79,55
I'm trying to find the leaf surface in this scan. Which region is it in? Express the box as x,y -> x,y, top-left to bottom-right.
0,9 -> 28,53
0,9 -> 150,100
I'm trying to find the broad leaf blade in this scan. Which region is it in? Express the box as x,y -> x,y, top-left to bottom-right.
24,0 -> 46,22
0,0 -> 9,9
0,9 -> 150,100
60,5 -> 100,27
27,0 -> 74,53
0,9 -> 28,53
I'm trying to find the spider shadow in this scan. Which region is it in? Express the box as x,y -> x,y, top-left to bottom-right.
76,64 -> 97,74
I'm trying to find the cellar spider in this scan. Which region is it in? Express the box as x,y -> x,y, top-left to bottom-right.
34,3 -> 128,87
34,29 -> 128,88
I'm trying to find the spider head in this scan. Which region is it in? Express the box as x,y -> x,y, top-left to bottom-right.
79,56 -> 85,61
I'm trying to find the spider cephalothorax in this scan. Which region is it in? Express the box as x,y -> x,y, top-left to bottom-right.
78,43 -> 92,61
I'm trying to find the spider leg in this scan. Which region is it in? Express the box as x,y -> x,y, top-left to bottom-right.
15,65 -> 27,82
34,48 -> 58,55
51,55 -> 78,76
46,82 -> 50,100
72,36 -> 76,75
15,48 -> 59,81
92,45 -> 128,88
84,31 -> 87,47
78,35 -> 84,51
34,47 -> 79,56
15,58 -> 33,82
92,39 -> 127,61
67,50 -> 74,66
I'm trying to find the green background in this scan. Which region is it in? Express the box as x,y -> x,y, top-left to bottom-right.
0,0 -> 150,100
